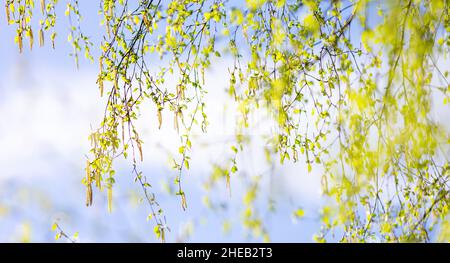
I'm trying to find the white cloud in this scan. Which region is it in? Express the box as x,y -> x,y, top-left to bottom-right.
0,63 -> 102,178
0,58 -> 322,204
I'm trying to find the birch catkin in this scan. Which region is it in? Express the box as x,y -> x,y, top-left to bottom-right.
40,0 -> 45,15
39,28 -> 44,47
18,32 -> 23,53
85,161 -> 93,206
5,4 -> 10,24
29,29 -> 34,50
157,109 -> 162,129
98,57 -> 104,96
